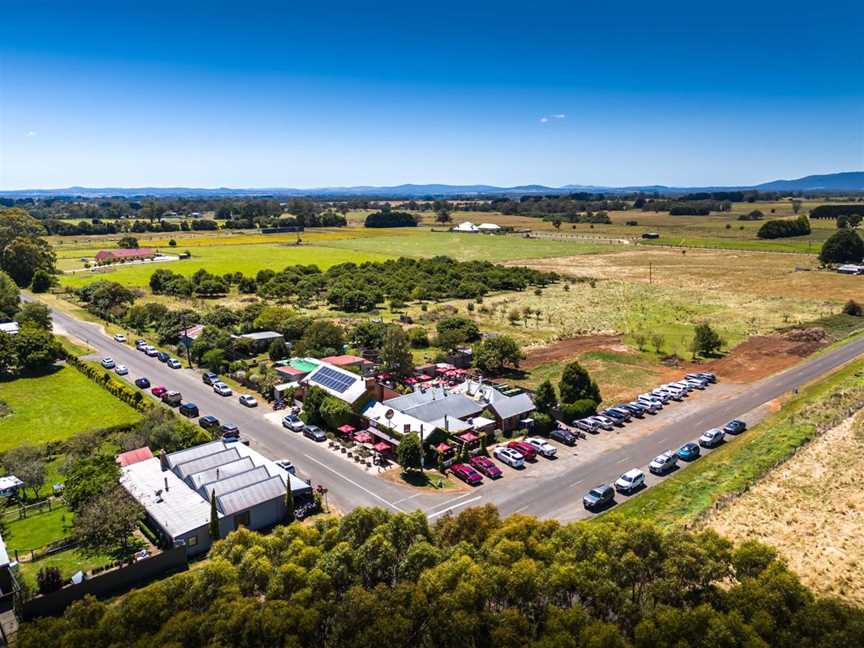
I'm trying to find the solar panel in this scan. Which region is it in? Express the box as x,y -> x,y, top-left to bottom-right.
313,366 -> 357,394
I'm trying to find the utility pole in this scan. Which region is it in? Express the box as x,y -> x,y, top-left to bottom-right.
181,314 -> 193,368
649,262 -> 653,285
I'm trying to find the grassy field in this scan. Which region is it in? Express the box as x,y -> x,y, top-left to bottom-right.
0,365 -> 143,451
602,357 -> 864,528
4,505 -> 73,553
59,243 -> 394,289
17,547 -> 114,586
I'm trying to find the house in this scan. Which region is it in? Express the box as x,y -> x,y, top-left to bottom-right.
320,354 -> 375,374
232,330 -> 284,352
301,361 -> 370,407
375,386 -> 486,435
0,322 -> 19,335
119,441 -> 312,556
178,324 -> 205,348
478,223 -> 501,232
275,357 -> 319,382
95,248 -> 157,263
452,221 -> 479,233
456,380 -> 536,432
0,475 -> 23,498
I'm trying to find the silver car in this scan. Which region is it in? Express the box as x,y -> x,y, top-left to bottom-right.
649,451 -> 678,474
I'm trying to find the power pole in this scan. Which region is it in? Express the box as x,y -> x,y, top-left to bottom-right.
181,315 -> 194,368
649,262 -> 653,285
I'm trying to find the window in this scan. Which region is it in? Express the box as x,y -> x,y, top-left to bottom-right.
187,534 -> 198,547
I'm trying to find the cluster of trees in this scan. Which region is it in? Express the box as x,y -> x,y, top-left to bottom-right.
20,505 -> 864,648
534,361 -> 601,429
299,385 -> 353,429
477,195 -> 630,218
819,229 -> 864,264
809,204 -> 864,220
639,199 -> 729,215
472,335 -> 523,375
0,208 -> 57,288
0,279 -> 61,376
737,209 -> 764,221
837,213 -> 863,229
41,219 -> 120,236
150,268 -> 236,297
757,215 -> 811,239
364,208 -> 419,228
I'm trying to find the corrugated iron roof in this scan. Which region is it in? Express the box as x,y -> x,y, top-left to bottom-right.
217,476 -> 285,515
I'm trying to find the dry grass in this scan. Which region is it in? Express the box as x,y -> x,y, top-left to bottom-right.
704,410 -> 864,606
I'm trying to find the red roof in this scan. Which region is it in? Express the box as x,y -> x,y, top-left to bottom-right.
459,432 -> 480,443
322,354 -> 366,366
116,447 -> 154,467
96,248 -> 156,260
276,366 -> 306,377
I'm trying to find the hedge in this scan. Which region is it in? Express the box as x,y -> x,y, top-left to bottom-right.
61,351 -> 152,413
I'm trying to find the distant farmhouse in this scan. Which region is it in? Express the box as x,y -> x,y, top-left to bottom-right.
95,248 -> 157,263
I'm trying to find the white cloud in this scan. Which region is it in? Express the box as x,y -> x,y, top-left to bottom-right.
25,131 -> 37,137
539,114 -> 565,124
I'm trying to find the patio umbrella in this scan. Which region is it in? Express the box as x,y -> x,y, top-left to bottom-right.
337,424 -> 356,435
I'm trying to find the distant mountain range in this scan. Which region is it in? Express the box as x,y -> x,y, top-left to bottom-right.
2,172 -> 862,199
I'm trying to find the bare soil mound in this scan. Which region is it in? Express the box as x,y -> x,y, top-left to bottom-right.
522,335 -> 628,369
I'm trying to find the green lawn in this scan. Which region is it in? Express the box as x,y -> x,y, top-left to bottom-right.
60,243 -> 394,289
317,231 -> 614,262
17,547 -> 114,586
0,365 -> 143,451
602,357 -> 864,527
4,505 -> 73,554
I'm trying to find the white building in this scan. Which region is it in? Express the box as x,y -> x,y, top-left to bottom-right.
120,440 -> 312,556
478,223 -> 501,232
452,221 -> 479,233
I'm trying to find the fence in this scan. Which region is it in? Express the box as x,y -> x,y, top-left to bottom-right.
19,546 -> 189,620
0,498 -> 63,523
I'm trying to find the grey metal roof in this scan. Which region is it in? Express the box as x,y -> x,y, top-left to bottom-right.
383,386 -> 446,410
166,440 -> 225,469
174,448 -> 241,480
187,457 -> 256,490
217,476 -> 285,515
402,394 -> 484,423
239,331 -> 283,341
199,466 -> 272,501
489,391 -> 535,419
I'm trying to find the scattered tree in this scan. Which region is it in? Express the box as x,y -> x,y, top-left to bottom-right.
472,335 -> 523,375
397,433 -> 423,472
73,487 -> 144,559
380,326 -> 414,377
691,322 -> 723,357
533,379 -> 557,414
117,236 -> 140,249
819,229 -> 864,264
558,361 -> 601,405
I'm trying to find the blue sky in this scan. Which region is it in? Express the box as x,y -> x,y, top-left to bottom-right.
1,0 -> 861,189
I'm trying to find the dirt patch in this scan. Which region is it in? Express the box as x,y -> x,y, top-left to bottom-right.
704,412 -> 864,606
522,335 -> 628,369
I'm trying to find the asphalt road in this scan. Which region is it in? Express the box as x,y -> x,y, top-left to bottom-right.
30,294 -> 864,521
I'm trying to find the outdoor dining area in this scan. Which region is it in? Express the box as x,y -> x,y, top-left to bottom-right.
330,424 -> 395,468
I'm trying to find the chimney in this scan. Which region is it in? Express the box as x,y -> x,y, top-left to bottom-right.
159,450 -> 169,472
164,477 -> 169,492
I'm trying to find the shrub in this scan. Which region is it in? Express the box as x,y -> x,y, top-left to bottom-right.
558,399 -> 597,422
820,229 -> 864,264
530,412 -> 555,435
36,566 -> 64,594
757,215 -> 811,239
843,300 -> 863,317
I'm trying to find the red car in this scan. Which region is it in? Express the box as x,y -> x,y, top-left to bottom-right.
507,440 -> 537,461
469,455 -> 503,479
151,385 -> 168,397
450,463 -> 483,486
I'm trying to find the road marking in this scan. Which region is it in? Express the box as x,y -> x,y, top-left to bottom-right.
427,491 -> 478,512
302,454 -> 405,513
393,493 -> 422,505
617,456 -> 630,464
512,505 -> 529,513
571,479 -> 584,487
428,496 -> 482,519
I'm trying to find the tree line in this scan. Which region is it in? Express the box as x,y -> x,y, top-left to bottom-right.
757,215 -> 811,239
16,505 -> 864,648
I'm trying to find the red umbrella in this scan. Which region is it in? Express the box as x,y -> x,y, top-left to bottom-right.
337,424 -> 356,435
354,431 -> 373,444
373,442 -> 392,453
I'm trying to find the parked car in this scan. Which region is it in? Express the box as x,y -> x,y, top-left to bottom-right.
113,334 -> 126,343
202,372 -> 219,385
652,387 -> 681,401
699,428 -> 725,448
606,406 -> 632,422
303,425 -> 326,442
213,382 -> 233,397
179,402 -> 200,418
619,403 -> 645,418
135,338 -> 146,348
649,451 -> 679,475
167,358 -> 182,369
239,394 -> 258,407
451,463 -> 483,485
601,409 -> 627,425
583,484 -> 615,510
151,385 -> 167,397
551,427 -> 577,446
525,437 -> 557,458
676,442 -> 701,461
493,446 -> 525,468
134,377 -> 150,389
687,372 -> 716,383
282,414 -> 305,432
643,391 -> 669,404
614,469 -> 645,494
588,415 -> 615,431
220,423 -> 240,439
199,414 -> 220,429
469,455 -> 503,479
156,351 -> 170,363
574,419 -> 598,434
161,390 -> 182,406
101,357 -> 115,369
144,346 -> 158,357
275,460 -> 296,475
633,399 -> 659,414
506,440 -> 537,461
114,364 -> 128,375
723,419 -> 747,435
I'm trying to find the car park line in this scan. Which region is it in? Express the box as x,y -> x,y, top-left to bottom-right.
302,454 -> 407,513
428,495 -> 482,519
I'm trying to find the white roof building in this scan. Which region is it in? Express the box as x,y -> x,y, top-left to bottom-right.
120,440 -> 311,555
478,223 -> 501,231
302,361 -> 368,405
452,221 -> 479,233
0,322 -> 19,335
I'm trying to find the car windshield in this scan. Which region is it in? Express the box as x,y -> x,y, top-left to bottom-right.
621,475 -> 633,482
588,489 -> 604,498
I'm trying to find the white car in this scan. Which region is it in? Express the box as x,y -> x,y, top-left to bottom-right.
614,469 -> 645,494
646,390 -> 671,404
113,334 -> 126,343
144,346 -> 158,357
493,446 -> 525,468
114,364 -> 128,375
649,451 -> 678,475
590,415 -> 616,430
166,358 -> 182,369
699,428 -> 725,448
281,414 -> 305,432
275,460 -> 296,475
213,382 -> 233,397
101,357 -> 115,369
239,394 -> 258,407
524,437 -> 557,458
634,398 -> 660,414
653,387 -> 682,401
